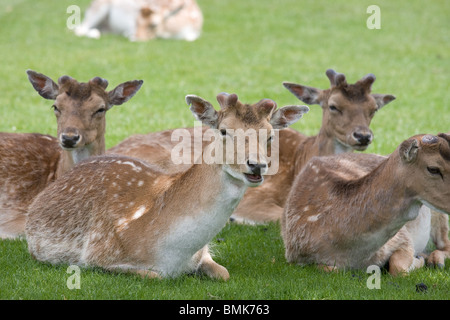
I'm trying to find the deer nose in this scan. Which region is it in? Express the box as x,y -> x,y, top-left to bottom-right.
61,132 -> 81,148
247,160 -> 268,175
353,131 -> 372,145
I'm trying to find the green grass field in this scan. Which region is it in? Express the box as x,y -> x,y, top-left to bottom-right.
0,0 -> 449,300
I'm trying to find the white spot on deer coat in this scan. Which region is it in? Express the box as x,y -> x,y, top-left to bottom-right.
132,205 -> 146,220
307,214 -> 321,222
122,161 -> 142,172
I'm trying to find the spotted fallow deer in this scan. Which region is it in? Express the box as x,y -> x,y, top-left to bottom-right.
107,70 -> 395,224
230,69 -> 396,223
25,93 -> 309,280
75,0 -> 203,41
281,133 -> 450,276
0,70 -> 143,239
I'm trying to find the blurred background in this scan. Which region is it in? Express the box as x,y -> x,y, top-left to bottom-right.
0,0 -> 448,155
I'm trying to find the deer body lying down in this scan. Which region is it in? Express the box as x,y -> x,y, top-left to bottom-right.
75,0 -> 203,41
231,70 -> 396,224
107,69 -> 396,224
0,71 -> 143,239
26,93 -> 308,279
282,134 -> 450,275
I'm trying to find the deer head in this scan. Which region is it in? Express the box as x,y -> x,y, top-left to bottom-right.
399,133 -> 450,215
27,70 -> 143,157
283,69 -> 395,152
186,93 -> 309,186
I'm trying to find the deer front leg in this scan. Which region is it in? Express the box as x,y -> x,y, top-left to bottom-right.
389,250 -> 425,276
105,266 -> 161,279
232,194 -> 284,224
191,245 -> 230,281
428,211 -> 450,268
373,227 -> 424,276
317,264 -> 339,273
387,231 -> 425,276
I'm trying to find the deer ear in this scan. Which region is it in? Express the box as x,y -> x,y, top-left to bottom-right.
186,95 -> 219,128
27,70 -> 59,100
283,82 -> 322,105
372,94 -> 396,110
400,138 -> 419,163
108,80 -> 143,107
270,105 -> 309,129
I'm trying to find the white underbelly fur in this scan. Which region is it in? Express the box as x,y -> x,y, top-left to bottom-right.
153,178 -> 246,277
405,205 -> 431,255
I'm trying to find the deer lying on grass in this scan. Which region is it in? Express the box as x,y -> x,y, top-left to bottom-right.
75,0 -> 203,41
25,93 -> 309,280
282,133 -> 450,275
0,70 -> 143,239
107,70 -> 395,224
231,69 -> 396,223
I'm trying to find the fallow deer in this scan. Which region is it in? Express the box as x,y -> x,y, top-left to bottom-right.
0,70 -> 143,239
230,69 -> 396,223
75,0 -> 203,41
107,70 -> 395,224
25,93 -> 309,280
281,133 -> 450,275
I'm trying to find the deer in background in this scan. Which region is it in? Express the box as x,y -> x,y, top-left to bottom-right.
0,70 -> 143,239
231,69 -> 396,223
75,0 -> 203,41
25,93 -> 309,280
282,133 -> 450,275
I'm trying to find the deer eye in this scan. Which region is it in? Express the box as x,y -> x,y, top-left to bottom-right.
329,105 -> 341,113
267,135 -> 274,143
52,105 -> 60,114
93,107 -> 106,116
220,129 -> 227,136
427,166 -> 443,179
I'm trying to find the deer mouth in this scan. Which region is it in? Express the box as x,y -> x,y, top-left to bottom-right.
353,142 -> 370,151
244,173 -> 263,184
336,138 -> 371,152
59,141 -> 85,151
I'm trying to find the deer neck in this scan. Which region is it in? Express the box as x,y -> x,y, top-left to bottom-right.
149,144 -> 248,276
294,129 -> 352,176
170,143 -> 249,215
55,138 -> 105,179
341,155 -> 422,250
316,127 -> 352,156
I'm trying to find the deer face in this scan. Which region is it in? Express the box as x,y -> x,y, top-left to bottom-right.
27,70 -> 143,152
283,69 -> 396,153
400,133 -> 450,215
52,78 -> 109,150
322,88 -> 377,151
186,93 -> 308,187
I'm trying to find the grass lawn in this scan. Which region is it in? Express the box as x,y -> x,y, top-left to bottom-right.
0,0 -> 449,300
